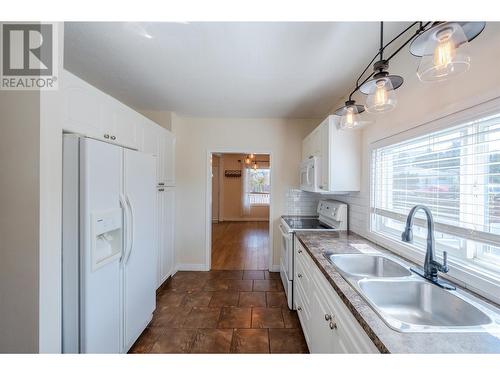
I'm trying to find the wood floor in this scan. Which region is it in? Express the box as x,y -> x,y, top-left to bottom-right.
128,270 -> 308,354
211,221 -> 269,270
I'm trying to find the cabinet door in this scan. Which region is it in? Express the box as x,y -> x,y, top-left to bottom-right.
155,189 -> 162,287
157,188 -> 175,284
308,287 -> 338,353
319,120 -> 330,191
113,101 -> 139,149
142,121 -> 160,156
62,78 -> 103,138
157,131 -> 167,185
164,131 -> 176,186
163,188 -> 175,278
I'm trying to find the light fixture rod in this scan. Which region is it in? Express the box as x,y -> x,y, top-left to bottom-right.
348,21 -> 431,101
385,22 -> 430,62
379,22 -> 384,61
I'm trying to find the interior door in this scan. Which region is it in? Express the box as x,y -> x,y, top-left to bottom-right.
122,149 -> 156,352
80,138 -> 122,353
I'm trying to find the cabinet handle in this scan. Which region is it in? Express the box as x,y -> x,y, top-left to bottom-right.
297,306 -> 302,311
158,188 -> 165,192
298,249 -> 302,254
324,314 -> 332,321
297,273 -> 302,278
110,135 -> 116,140
329,321 -> 338,330
104,134 -> 110,139
158,183 -> 165,186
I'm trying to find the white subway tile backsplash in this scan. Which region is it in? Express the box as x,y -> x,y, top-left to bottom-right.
283,188 -> 370,234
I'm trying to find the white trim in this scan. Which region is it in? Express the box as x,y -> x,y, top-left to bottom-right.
176,263 -> 208,272
269,264 -> 280,272
205,148 -> 274,272
367,96 -> 500,305
219,217 -> 270,222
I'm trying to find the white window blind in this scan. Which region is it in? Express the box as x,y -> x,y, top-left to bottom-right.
371,112 -> 500,273
246,168 -> 270,206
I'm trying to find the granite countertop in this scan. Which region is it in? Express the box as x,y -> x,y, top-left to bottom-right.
295,230 -> 500,353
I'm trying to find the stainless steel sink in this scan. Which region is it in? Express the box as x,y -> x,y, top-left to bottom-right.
358,279 -> 493,332
322,251 -> 499,332
325,253 -> 411,278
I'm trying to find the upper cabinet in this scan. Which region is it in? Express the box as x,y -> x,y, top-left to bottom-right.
302,125 -> 323,160
141,119 -> 176,187
61,70 -> 141,149
302,115 -> 361,193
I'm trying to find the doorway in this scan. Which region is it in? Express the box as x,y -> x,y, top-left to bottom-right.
209,153 -> 271,270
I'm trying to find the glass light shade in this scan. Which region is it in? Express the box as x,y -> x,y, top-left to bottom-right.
417,23 -> 470,82
245,157 -> 251,164
252,162 -> 258,170
340,106 -> 361,129
365,77 -> 397,113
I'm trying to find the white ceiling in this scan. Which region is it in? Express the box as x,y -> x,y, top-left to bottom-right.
64,22 -> 413,118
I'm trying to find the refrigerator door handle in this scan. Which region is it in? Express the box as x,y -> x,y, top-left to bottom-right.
124,195 -> 134,264
119,193 -> 132,263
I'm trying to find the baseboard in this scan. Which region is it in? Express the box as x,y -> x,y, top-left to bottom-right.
219,217 -> 270,222
269,264 -> 280,272
175,263 -> 208,272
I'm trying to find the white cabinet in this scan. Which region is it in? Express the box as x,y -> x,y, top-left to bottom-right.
141,120 -> 176,187
142,120 -> 161,157
112,101 -> 140,149
62,72 -> 104,139
164,131 -> 176,187
301,115 -> 361,193
62,70 -> 140,149
294,238 -> 379,353
157,186 -> 175,286
302,125 -> 322,160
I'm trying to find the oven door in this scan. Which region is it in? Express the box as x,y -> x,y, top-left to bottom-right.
279,222 -> 293,278
279,222 -> 294,309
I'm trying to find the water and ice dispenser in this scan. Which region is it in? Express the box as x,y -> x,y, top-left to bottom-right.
91,209 -> 122,270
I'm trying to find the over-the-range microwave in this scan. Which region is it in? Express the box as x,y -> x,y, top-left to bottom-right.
299,156 -> 322,192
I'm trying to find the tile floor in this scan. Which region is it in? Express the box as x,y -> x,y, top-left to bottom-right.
129,270 -> 309,354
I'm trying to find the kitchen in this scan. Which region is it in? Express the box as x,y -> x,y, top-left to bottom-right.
1,1 -> 500,371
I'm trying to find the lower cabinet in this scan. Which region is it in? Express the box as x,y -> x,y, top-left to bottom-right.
294,238 -> 379,353
157,186 -> 175,287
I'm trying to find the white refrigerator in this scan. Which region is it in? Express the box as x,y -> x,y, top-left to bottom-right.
62,135 -> 156,353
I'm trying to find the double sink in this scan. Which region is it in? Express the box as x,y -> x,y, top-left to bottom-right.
324,253 -> 499,332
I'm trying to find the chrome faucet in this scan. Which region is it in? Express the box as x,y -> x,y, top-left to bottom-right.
401,205 -> 455,290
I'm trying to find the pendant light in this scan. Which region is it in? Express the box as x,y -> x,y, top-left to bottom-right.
335,100 -> 366,129
359,23 -> 403,113
252,161 -> 258,170
410,22 -> 485,82
244,155 -> 251,164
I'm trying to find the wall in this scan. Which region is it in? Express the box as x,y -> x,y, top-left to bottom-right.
218,153 -> 270,221
327,23 -> 500,239
139,110 -> 173,131
0,90 -> 40,353
172,116 -> 318,270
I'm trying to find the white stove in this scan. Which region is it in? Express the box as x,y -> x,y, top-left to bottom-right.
279,200 -> 348,309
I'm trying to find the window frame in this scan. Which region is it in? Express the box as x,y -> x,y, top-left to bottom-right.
368,97 -> 500,305
246,168 -> 270,207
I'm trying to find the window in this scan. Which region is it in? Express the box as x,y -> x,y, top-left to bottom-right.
246,168 -> 270,205
371,112 -> 500,275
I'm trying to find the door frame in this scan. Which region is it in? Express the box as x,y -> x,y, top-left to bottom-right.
205,149 -> 273,271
